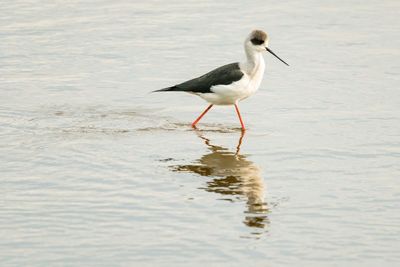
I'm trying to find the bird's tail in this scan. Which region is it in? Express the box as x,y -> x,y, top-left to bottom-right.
152,86 -> 178,93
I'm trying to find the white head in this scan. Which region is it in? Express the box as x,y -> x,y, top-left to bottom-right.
245,30 -> 289,66
246,30 -> 269,52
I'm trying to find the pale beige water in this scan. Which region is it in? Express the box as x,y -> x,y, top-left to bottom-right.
1,0 -> 400,266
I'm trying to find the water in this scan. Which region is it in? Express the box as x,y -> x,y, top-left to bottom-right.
1,0 -> 400,266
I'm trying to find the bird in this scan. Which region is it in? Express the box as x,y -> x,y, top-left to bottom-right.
154,29 -> 288,131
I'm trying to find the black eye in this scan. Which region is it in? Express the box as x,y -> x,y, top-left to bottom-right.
251,38 -> 264,45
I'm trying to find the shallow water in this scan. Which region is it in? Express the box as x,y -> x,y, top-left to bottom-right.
1,0 -> 400,266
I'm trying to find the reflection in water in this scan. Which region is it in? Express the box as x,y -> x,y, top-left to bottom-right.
172,130 -> 269,236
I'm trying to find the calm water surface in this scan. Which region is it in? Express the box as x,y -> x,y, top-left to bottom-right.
1,0 -> 399,266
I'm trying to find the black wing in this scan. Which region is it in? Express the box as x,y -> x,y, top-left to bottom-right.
154,63 -> 244,93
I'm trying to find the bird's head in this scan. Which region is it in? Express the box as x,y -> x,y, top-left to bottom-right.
245,30 -> 289,66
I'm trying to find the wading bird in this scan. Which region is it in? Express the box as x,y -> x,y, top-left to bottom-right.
154,30 -> 288,131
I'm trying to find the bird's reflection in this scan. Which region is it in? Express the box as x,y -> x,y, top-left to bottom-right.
171,129 -> 270,236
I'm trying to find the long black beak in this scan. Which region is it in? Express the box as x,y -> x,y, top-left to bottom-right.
266,47 -> 289,66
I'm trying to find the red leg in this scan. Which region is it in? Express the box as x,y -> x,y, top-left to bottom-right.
191,104 -> 213,127
234,104 -> 246,131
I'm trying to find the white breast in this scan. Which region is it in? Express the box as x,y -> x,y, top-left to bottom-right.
243,56 -> 265,98
197,55 -> 265,105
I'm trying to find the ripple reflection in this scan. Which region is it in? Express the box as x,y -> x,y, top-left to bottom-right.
172,130 -> 269,237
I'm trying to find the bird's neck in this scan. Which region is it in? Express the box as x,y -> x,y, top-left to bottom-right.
241,47 -> 265,76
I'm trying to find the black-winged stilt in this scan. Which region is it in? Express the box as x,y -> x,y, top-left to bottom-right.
154,30 -> 288,131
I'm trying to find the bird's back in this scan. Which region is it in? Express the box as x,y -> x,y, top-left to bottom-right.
155,63 -> 244,94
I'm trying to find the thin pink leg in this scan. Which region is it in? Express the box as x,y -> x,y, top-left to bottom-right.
191,104 -> 213,127
234,104 -> 246,131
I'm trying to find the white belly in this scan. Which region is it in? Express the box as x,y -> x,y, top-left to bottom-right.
196,58 -> 265,105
